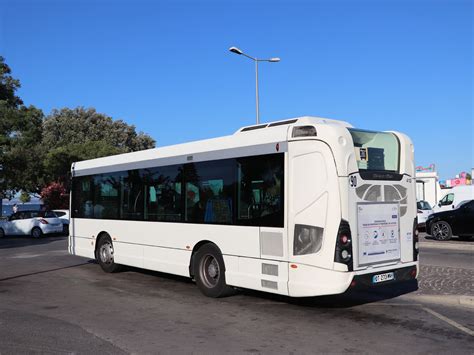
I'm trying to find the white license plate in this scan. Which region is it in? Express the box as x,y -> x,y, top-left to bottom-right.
372,272 -> 395,284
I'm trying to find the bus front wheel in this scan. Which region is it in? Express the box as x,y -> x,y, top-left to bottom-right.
96,234 -> 123,273
194,244 -> 234,298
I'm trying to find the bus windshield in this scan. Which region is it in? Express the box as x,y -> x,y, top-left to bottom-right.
348,128 -> 399,172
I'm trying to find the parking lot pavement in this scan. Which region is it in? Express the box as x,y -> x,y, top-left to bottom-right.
0,236 -> 473,353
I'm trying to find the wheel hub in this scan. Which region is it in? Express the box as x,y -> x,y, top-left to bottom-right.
200,254 -> 220,288
208,261 -> 218,278
100,243 -> 114,264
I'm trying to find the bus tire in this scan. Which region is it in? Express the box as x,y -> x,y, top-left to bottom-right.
194,243 -> 234,298
0,228 -> 4,238
96,234 -> 123,273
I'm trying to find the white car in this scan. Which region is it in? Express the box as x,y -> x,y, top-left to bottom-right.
0,210 -> 63,238
417,200 -> 434,230
53,209 -> 70,235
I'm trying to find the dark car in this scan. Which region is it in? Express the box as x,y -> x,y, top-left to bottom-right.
426,199 -> 474,241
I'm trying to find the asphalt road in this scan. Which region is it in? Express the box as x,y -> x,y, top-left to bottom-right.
0,235 -> 472,354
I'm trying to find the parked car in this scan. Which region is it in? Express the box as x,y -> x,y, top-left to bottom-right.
426,199 -> 474,241
53,209 -> 70,235
417,200 -> 433,230
0,210 -> 63,238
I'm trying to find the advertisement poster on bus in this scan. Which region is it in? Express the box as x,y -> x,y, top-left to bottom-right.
357,202 -> 401,266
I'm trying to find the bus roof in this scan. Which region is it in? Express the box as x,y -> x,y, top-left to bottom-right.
72,116 -> 353,176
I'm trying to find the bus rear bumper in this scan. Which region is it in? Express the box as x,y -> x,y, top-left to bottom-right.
349,265 -> 417,290
288,263 -> 418,297
288,264 -> 353,297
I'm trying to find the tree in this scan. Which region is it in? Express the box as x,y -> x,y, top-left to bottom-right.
0,57 -> 45,197
43,107 -> 155,152
41,107 -> 156,184
43,141 -> 122,185
0,56 -> 23,107
0,58 -> 157,198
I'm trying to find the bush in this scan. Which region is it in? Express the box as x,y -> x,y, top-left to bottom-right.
40,182 -> 69,209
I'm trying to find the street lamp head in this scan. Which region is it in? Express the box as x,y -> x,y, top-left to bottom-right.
229,46 -> 243,55
269,57 -> 281,62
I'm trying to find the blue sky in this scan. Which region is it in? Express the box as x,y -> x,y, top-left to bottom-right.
1,0 -> 472,180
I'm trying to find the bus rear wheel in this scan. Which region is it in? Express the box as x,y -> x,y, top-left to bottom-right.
194,244 -> 234,298
96,235 -> 123,273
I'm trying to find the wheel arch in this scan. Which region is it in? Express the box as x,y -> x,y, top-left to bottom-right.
189,240 -> 223,278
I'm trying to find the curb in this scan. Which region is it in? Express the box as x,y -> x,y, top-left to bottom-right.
419,241 -> 474,251
402,294 -> 474,309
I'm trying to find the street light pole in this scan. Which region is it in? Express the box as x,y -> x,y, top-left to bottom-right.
229,46 -> 280,125
255,59 -> 259,124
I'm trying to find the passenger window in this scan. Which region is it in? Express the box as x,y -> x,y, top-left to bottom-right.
146,165 -> 183,222
93,172 -> 122,219
72,176 -> 93,218
237,154 -> 284,227
185,160 -> 235,224
122,170 -> 145,220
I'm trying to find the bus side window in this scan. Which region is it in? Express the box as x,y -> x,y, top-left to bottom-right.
122,170 -> 145,220
237,154 -> 284,227
94,173 -> 121,219
72,176 -> 94,218
185,160 -> 235,224
147,165 -> 183,222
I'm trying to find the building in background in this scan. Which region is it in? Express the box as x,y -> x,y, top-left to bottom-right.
1,197 -> 43,217
415,164 -> 441,207
439,171 -> 472,188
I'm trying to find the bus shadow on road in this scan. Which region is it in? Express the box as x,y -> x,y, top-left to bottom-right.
0,235 -> 68,250
297,280 -> 419,308
238,280 -> 419,308
119,265 -> 418,308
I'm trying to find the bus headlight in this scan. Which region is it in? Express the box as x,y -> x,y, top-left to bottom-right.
294,224 -> 323,255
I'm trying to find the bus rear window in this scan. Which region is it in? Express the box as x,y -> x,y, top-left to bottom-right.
348,129 -> 399,172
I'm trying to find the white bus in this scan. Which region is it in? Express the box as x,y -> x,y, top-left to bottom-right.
69,116 -> 419,298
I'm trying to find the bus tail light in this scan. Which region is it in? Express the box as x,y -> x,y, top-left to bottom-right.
39,218 -> 49,224
294,224 -> 323,255
292,126 -> 317,138
413,218 -> 419,261
334,220 -> 353,271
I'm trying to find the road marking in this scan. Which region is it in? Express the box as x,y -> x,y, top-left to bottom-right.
422,307 -> 474,337
10,254 -> 43,258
